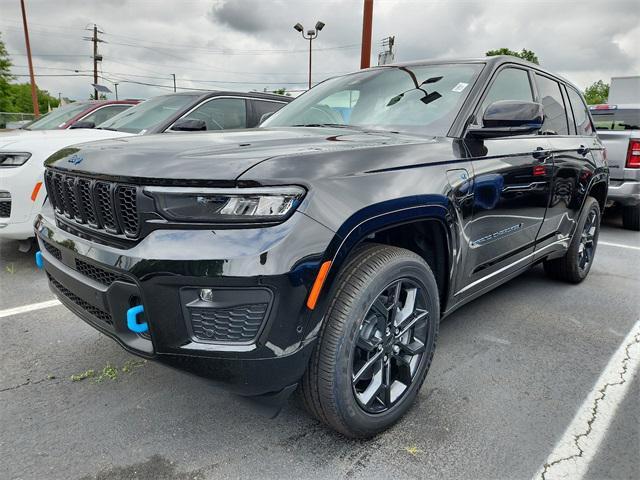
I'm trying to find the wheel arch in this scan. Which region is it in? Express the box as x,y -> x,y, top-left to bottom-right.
587,178 -> 608,213
303,196 -> 456,338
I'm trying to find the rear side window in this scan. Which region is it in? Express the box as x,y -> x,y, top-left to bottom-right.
480,68 -> 533,120
535,74 -> 569,135
253,100 -> 286,126
566,88 -> 595,136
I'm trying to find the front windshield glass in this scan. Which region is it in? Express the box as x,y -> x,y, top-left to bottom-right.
263,63 -> 483,136
98,94 -> 199,134
24,102 -> 89,130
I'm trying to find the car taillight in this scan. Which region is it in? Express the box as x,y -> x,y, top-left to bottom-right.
627,139 -> 640,168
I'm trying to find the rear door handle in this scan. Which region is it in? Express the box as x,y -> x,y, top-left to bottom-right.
578,145 -> 591,156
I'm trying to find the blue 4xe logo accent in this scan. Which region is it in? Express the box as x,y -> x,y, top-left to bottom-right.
67,154 -> 83,165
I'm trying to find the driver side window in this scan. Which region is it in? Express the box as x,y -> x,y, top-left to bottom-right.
181,98 -> 247,130
480,68 -> 534,124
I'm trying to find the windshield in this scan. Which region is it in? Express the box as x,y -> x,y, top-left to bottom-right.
591,109 -> 640,131
24,102 -> 89,130
262,63 -> 483,136
98,94 -> 199,134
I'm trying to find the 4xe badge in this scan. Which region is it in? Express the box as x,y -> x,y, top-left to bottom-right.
67,154 -> 83,165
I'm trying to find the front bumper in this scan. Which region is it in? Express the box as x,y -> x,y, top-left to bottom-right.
35,209 -> 335,396
608,180 -> 640,206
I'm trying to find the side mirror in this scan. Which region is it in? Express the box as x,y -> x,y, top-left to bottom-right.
468,100 -> 544,138
69,120 -> 96,129
171,118 -> 207,131
259,111 -> 275,125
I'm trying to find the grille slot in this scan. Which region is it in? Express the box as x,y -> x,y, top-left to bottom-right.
44,169 -> 139,239
188,303 -> 268,342
42,239 -> 62,261
75,258 -> 130,286
48,273 -> 112,324
0,199 -> 10,218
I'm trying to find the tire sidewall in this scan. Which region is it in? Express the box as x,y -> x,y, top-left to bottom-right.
571,198 -> 601,280
329,256 -> 439,436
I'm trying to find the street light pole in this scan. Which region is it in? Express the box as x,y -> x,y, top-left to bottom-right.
114,83 -> 119,100
294,21 -> 325,90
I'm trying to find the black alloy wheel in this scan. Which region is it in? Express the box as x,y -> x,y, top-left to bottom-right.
351,279 -> 430,414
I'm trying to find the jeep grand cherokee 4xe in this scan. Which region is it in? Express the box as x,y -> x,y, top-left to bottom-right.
35,57 -> 607,438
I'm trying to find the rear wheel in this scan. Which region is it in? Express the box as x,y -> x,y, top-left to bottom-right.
544,197 -> 600,283
300,244 -> 439,438
622,204 -> 640,231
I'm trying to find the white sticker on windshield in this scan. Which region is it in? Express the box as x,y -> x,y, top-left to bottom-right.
452,82 -> 468,93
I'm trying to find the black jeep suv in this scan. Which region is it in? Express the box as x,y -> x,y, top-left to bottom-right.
36,56 -> 607,438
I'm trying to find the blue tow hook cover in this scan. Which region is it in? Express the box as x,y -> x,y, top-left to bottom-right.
126,305 -> 148,333
35,250 -> 43,269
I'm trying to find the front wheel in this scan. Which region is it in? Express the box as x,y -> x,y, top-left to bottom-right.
300,244 -> 439,438
544,197 -> 601,283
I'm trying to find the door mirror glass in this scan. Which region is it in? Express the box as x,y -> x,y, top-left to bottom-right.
171,118 -> 207,131
469,100 -> 544,138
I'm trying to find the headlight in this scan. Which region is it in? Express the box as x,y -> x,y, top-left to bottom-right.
144,186 -> 306,223
0,152 -> 31,167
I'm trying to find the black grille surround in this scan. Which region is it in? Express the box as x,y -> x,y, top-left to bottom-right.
48,273 -> 113,325
45,169 -> 140,240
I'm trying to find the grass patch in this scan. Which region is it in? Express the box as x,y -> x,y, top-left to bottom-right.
70,359 -> 147,384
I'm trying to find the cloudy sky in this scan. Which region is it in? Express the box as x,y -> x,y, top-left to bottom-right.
1,0 -> 638,102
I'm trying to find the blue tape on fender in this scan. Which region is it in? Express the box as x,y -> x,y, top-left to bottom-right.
35,251 -> 43,269
126,305 -> 148,333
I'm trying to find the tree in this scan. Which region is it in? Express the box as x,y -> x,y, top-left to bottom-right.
486,48 -> 539,65
272,88 -> 292,97
0,32 -> 15,112
583,80 -> 609,105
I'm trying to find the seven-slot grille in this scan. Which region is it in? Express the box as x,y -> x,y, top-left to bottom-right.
45,169 -> 139,238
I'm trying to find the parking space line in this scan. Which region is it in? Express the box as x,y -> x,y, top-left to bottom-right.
599,240 -> 640,251
0,299 -> 61,319
534,320 -> 640,480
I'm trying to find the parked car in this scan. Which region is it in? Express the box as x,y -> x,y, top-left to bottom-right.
590,104 -> 640,230
35,57 -> 607,438
0,91 -> 291,249
21,100 -> 139,131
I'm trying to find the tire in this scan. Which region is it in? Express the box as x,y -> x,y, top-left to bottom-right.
543,197 -> 601,283
300,243 -> 439,438
622,204 -> 640,231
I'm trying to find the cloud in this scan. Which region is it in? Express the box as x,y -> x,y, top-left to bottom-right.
1,0 -> 638,102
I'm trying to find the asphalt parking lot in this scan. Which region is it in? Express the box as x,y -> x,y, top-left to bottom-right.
1,214 -> 638,480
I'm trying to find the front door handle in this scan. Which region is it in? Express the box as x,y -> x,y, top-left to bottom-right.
578,145 -> 590,156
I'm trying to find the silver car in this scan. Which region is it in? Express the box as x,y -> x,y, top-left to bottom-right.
591,104 -> 640,230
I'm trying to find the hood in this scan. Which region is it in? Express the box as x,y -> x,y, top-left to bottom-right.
0,128 -> 133,152
45,127 -> 429,183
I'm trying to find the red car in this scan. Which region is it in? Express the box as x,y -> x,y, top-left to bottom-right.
22,100 -> 140,130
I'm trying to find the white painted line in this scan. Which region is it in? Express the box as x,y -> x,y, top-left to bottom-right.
0,299 -> 61,319
599,240 -> 640,251
533,320 -> 640,480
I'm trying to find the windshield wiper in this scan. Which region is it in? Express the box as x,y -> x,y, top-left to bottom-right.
291,123 -> 351,128
96,126 -> 119,131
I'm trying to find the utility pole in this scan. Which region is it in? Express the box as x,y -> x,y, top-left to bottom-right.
360,0 -> 374,69
114,83 -> 119,100
293,21 -> 325,90
171,74 -> 176,92
84,24 -> 104,99
20,0 -> 40,117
